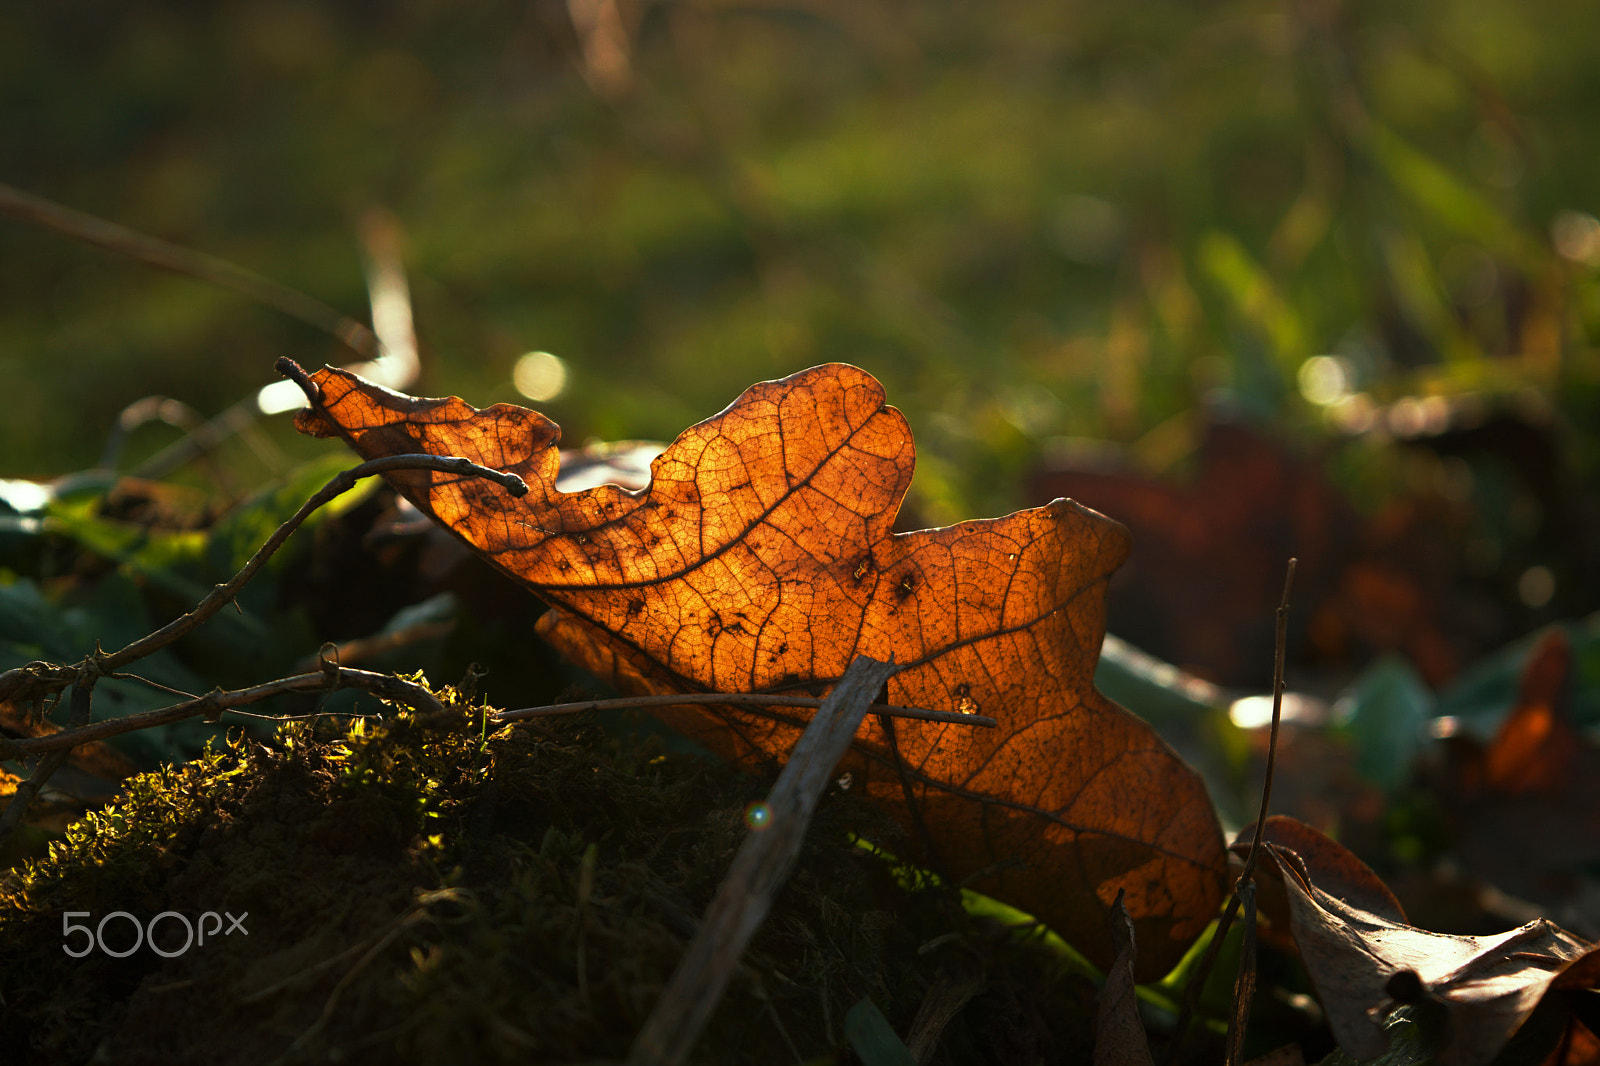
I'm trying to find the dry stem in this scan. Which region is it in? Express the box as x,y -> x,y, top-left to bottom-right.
626,654 -> 897,1066
493,692 -> 996,729
1164,557 -> 1296,1066
0,452 -> 524,847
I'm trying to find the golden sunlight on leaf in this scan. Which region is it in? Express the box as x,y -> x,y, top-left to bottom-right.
286,360 -> 1227,978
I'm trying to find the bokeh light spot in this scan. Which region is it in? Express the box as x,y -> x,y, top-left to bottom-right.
1297,355 -> 1352,407
1518,566 -> 1555,609
513,351 -> 568,402
1552,211 -> 1600,265
743,802 -> 772,831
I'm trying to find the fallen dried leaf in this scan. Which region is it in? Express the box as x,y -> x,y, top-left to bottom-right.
1237,816 -> 1597,1066
1095,889 -> 1155,1066
284,359 -> 1227,977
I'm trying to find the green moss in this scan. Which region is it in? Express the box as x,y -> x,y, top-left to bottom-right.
0,690 -> 1099,1065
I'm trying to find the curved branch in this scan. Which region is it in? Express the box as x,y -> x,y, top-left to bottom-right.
0,666 -> 444,759
0,453 -> 522,708
101,453 -> 525,673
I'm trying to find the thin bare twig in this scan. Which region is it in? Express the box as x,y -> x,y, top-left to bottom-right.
0,666 -> 443,760
265,898 -> 449,1066
0,674 -> 98,841
0,749 -> 71,843
1237,558 -> 1298,886
99,453 -> 524,675
627,654 -> 897,1066
293,620 -> 457,674
130,399 -> 270,483
0,181 -> 378,358
0,452 -> 521,711
879,708 -> 946,875
492,692 -> 997,729
0,452 -> 515,848
1224,880 -> 1259,1066
1163,558 -> 1296,1066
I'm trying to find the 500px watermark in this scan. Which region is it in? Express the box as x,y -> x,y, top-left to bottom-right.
62,910 -> 248,958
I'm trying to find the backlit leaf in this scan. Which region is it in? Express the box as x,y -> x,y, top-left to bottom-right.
286,360 -> 1228,977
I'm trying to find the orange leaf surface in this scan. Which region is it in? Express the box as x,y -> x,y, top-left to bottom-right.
284,360 -> 1227,977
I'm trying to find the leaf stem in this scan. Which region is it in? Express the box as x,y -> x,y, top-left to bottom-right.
1238,558 -> 1297,885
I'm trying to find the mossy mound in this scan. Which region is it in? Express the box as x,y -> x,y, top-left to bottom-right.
0,693 -> 1098,1064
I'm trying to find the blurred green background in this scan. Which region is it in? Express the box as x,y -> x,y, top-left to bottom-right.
6,1 -> 1600,931
2,0 -> 1598,669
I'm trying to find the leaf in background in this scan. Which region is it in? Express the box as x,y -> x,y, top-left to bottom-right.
1237,816 -> 1596,1066
0,577 -> 79,666
201,451 -> 373,580
287,360 -> 1229,978
1484,628 -> 1576,794
0,570 -> 217,766
1433,627 -> 1600,928
1435,615 -> 1600,736
1198,229 -> 1308,375
1335,654 -> 1435,792
1094,633 -> 1253,829
1030,419 -> 1362,688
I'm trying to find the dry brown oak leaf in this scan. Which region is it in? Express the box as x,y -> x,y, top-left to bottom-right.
1236,816 -> 1598,1066
284,359 -> 1227,978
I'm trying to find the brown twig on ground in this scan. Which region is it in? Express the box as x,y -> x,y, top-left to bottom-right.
0,676 -> 96,842
264,893 -> 460,1066
103,451 -> 525,677
1224,879 -> 1260,1066
0,667 -> 443,760
0,452 -> 521,849
0,452 -> 525,712
492,692 -> 996,729
0,700 -> 139,782
1235,558 -> 1298,888
1163,558 -> 1296,1066
626,654 -> 898,1066
0,750 -> 71,844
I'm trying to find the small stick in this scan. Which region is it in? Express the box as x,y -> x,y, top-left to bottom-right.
99,453 -> 524,675
492,692 -> 996,729
626,654 -> 897,1066
0,451 -> 512,848
1236,558 -> 1298,883
0,666 -> 444,759
1163,558 -> 1296,1066
1224,880 -> 1259,1066
879,708 -> 945,874
0,453 -> 522,709
0,181 -> 379,359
